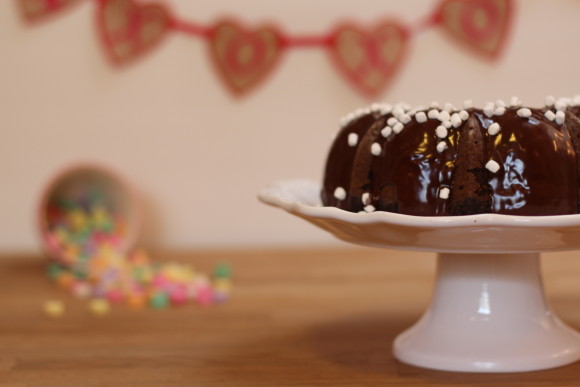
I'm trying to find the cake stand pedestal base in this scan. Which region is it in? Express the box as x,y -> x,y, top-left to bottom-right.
394,252 -> 580,372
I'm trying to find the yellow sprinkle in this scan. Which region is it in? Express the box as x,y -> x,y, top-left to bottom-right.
213,278 -> 232,293
43,300 -> 65,318
89,299 -> 111,317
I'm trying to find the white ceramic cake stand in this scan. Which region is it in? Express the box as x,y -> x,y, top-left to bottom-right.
258,179 -> 580,373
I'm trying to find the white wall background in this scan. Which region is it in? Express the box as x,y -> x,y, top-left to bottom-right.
1,0 -> 580,252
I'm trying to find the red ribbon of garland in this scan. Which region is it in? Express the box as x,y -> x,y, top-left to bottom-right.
17,0 -> 514,98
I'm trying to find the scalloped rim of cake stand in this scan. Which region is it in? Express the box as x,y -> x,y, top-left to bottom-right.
258,179 -> 580,253
258,179 -> 580,372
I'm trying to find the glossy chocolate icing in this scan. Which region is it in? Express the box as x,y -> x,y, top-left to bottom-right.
321,105 -> 579,216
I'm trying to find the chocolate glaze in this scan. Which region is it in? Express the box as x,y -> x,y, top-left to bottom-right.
321,106 -> 579,216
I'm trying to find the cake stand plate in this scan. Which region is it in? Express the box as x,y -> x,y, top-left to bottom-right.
258,179 -> 580,373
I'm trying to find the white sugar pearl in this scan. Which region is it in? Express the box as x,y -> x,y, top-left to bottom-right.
415,112 -> 427,123
393,122 -> 404,134
371,143 -> 381,156
495,99 -> 506,108
436,141 -> 448,153
348,133 -> 358,146
544,110 -> 556,121
438,111 -> 451,122
387,117 -> 398,126
510,96 -> 522,107
362,193 -> 370,205
381,126 -> 392,138
463,100 -> 473,109
428,109 -> 439,119
392,106 -> 404,117
485,160 -> 501,173
488,122 -> 501,135
334,187 -> 346,200
439,187 -> 450,200
436,125 -> 448,139
459,110 -> 469,120
484,103 -> 495,117
450,113 -> 462,128
380,104 -> 392,114
556,110 -> 566,125
555,100 -> 567,111
444,103 -> 454,113
545,95 -> 555,107
400,114 -> 412,124
442,120 -> 452,129
364,205 -> 376,213
494,107 -> 506,116
517,108 -> 532,118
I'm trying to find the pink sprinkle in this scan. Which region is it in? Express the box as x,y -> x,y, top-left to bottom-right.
196,286 -> 214,306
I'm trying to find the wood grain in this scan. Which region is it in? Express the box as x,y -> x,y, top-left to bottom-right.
1,247 -> 580,386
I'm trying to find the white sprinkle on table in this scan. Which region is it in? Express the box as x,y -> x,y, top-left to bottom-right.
436,141 -> 448,153
381,126 -> 392,138
463,100 -> 473,109
488,122 -> 501,135
444,103 -> 454,113
371,142 -> 382,156
556,110 -> 566,125
495,99 -> 506,108
544,110 -> 556,121
439,187 -> 450,200
436,125 -> 448,139
517,108 -> 532,118
415,112 -> 427,123
348,133 -> 358,146
485,160 -> 501,173
430,101 -> 440,108
334,187 -> 346,200
545,95 -> 555,107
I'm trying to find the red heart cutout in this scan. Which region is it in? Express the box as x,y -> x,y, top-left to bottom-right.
209,20 -> 283,96
329,22 -> 409,98
19,0 -> 79,22
96,0 -> 170,65
437,0 -> 513,59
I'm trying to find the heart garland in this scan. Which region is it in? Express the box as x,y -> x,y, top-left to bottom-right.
96,0 -> 170,65
437,0 -> 512,59
209,21 -> 283,96
329,22 -> 409,98
18,0 -> 79,22
16,0 -> 515,97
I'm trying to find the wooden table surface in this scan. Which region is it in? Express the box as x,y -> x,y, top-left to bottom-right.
2,247 -> 580,386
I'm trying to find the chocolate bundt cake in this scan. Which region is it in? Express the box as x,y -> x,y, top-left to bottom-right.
321,97 -> 580,216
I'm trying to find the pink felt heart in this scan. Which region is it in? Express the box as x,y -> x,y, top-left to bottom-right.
438,0 -> 513,59
97,0 -> 170,65
209,20 -> 283,95
19,0 -> 78,22
329,22 -> 409,98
